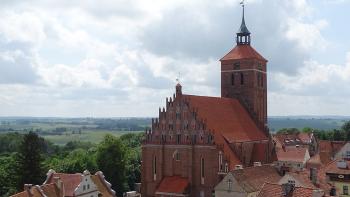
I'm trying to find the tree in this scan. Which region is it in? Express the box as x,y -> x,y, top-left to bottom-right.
342,121 -> 350,141
333,129 -> 345,141
96,135 -> 128,196
15,132 -> 44,190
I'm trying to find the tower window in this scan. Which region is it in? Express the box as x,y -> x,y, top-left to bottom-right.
201,157 -> 205,178
231,73 -> 235,85
153,155 -> 157,181
219,152 -> 223,172
176,152 -> 180,161
240,73 -> 244,85
176,134 -> 181,144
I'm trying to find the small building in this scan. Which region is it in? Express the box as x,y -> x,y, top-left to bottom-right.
214,164 -> 281,197
325,160 -> 350,196
318,140 -> 346,164
275,146 -> 310,173
273,133 -> 317,156
11,170 -> 116,197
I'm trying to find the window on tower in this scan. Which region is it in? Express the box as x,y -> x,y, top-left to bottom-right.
240,73 -> 244,85
231,73 -> 235,86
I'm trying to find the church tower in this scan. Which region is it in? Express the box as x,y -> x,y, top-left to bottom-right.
220,2 -> 268,132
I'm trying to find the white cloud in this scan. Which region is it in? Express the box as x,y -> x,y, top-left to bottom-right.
0,0 -> 347,116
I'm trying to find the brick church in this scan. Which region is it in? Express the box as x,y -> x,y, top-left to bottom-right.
141,3 -> 276,197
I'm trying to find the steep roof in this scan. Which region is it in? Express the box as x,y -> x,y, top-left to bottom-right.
324,159 -> 350,175
318,140 -> 346,164
231,165 -> 281,193
220,45 -> 267,61
185,95 -> 267,143
257,183 -> 316,197
276,147 -> 308,163
46,173 -> 82,197
155,176 -> 189,195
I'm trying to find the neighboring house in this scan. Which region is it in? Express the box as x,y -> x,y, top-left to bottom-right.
214,164 -> 281,197
334,142 -> 350,160
256,182 -> 326,197
11,170 -> 116,197
325,160 -> 350,196
141,4 -> 276,197
318,140 -> 346,165
273,133 -> 318,156
275,147 -> 310,173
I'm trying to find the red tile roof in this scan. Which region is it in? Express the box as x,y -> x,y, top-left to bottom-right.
155,176 -> 189,195
185,95 -> 267,143
257,182 -> 317,197
220,45 -> 267,61
184,95 -> 269,168
298,133 -> 312,143
306,154 -> 322,169
46,173 -> 82,197
231,165 -> 281,192
318,140 -> 346,164
277,147 -> 308,163
324,159 -> 350,175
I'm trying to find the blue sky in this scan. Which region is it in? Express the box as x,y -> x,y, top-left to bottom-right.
0,0 -> 349,117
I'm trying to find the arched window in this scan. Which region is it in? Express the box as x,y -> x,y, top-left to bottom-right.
176,152 -> 180,161
201,157 -> 205,180
176,134 -> 181,144
225,162 -> 229,173
153,155 -> 157,181
240,73 -> 244,85
231,73 -> 235,85
219,152 -> 223,172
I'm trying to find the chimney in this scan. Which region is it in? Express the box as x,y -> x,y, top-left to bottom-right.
235,165 -> 243,170
312,189 -> 324,197
253,162 -> 262,167
310,168 -> 318,185
23,184 -> 33,197
53,177 -> 64,197
281,183 -> 294,196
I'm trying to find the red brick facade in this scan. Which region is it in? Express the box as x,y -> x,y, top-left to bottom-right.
141,7 -> 275,196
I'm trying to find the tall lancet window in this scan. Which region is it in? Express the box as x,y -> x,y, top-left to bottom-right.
240,73 -> 244,85
153,155 -> 157,181
231,73 -> 235,86
200,157 -> 205,184
219,151 -> 223,172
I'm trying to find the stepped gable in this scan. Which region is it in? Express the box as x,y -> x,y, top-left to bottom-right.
220,45 -> 267,62
184,94 -> 268,143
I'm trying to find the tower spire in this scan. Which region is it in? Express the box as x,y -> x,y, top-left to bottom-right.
236,0 -> 251,45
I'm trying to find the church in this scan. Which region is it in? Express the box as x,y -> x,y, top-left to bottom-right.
141,3 -> 276,197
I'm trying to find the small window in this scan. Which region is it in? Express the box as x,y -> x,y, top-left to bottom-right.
176,152 -> 180,161
83,185 -> 86,191
225,163 -> 229,173
240,73 -> 244,85
87,184 -> 90,189
344,185 -> 349,195
234,62 -> 240,70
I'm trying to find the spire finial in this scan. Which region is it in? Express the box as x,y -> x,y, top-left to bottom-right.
236,0 -> 251,45
176,72 -> 181,84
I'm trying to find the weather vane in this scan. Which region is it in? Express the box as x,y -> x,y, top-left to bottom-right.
240,0 -> 245,7
176,72 -> 181,84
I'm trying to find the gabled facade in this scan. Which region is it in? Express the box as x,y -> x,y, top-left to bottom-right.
141,4 -> 276,197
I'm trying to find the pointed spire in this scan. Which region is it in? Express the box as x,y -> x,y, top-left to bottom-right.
236,0 -> 251,45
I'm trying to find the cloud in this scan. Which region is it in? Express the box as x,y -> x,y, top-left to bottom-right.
0,0 -> 347,116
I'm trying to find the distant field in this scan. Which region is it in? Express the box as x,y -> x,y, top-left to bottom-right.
43,130 -> 142,145
0,116 -> 349,144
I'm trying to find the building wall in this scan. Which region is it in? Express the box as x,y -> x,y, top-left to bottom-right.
74,173 -> 99,197
221,58 -> 267,131
214,172 -> 246,197
332,181 -> 350,197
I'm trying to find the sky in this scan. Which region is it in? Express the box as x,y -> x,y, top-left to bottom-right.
0,0 -> 349,117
